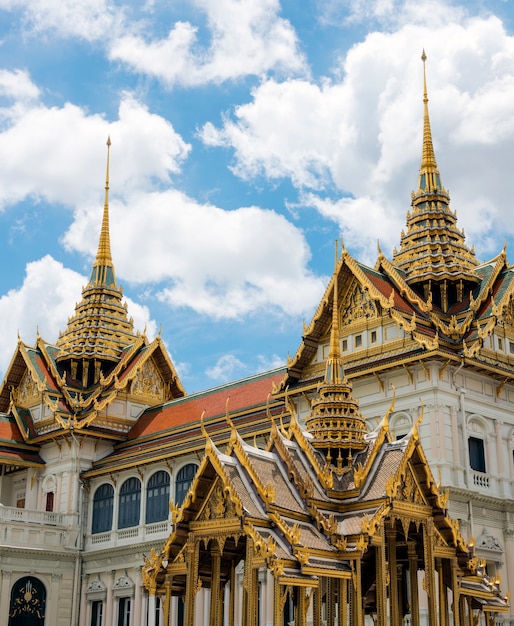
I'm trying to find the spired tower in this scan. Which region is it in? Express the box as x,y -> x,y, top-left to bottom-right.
306,245 -> 367,470
0,138 -> 185,440
55,138 -> 139,389
392,51 -> 480,312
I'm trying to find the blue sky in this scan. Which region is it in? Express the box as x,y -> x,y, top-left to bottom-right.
1,0 -> 514,393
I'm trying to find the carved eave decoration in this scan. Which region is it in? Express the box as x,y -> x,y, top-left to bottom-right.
99,334 -> 147,388
353,402 -> 394,491
0,340 -> 50,412
472,249 -> 509,312
36,337 -> 66,387
272,399 -> 334,489
228,425 -> 276,507
429,310 -> 474,340
375,252 -> 432,313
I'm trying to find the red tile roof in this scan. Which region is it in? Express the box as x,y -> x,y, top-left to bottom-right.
127,369 -> 286,440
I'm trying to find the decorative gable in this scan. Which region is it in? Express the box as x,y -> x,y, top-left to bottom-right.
130,357 -> 166,402
341,284 -> 378,326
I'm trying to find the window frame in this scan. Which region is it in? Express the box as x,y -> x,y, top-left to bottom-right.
175,464 -> 198,507
92,483 -> 114,534
118,477 -> 141,530
146,470 -> 171,524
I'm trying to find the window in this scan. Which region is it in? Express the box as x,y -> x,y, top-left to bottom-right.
469,437 -> 486,473
498,338 -> 503,351
370,330 -> 377,344
118,478 -> 141,529
175,464 -> 197,507
146,471 -> 170,524
510,341 -> 514,354
45,492 -> 54,512
92,484 -> 114,534
118,597 -> 131,626
341,339 -> 348,352
355,334 -> 362,348
91,600 -> 103,626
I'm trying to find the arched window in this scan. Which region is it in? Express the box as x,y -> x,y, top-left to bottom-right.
92,483 -> 114,534
8,576 -> 46,626
146,471 -> 170,524
118,477 -> 141,529
175,464 -> 197,507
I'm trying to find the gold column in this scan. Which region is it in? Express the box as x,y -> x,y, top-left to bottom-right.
408,541 -> 420,626
353,559 -> 363,626
339,578 -> 348,626
210,547 -> 222,626
327,578 -> 335,626
163,576 -> 172,626
387,526 -> 400,626
423,518 -> 437,626
297,587 -> 307,626
312,585 -> 321,626
437,559 -> 449,626
376,525 -> 388,626
184,537 -> 199,626
450,557 -> 461,626
242,537 -> 255,626
273,578 -> 281,626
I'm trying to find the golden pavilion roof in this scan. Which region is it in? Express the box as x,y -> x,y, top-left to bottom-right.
392,52 -> 479,289
56,138 -> 138,364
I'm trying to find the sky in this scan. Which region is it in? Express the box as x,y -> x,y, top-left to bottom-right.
1,0 -> 514,393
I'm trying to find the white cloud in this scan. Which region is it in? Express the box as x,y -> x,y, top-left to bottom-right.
205,354 -> 246,383
0,69 -> 40,101
63,190 -> 327,319
200,14 -> 514,260
109,0 -> 306,87
0,90 -> 190,209
0,255 -> 156,378
0,0 -> 124,41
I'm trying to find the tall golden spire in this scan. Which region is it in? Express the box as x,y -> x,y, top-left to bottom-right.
306,244 -> 367,468
417,50 -> 443,193
56,138 -> 137,383
392,52 -> 479,310
89,136 -> 115,287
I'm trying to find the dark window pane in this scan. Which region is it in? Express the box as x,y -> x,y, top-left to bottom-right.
118,478 -> 141,529
469,436 -> 486,473
175,464 -> 197,507
146,471 -> 170,524
92,484 -> 114,534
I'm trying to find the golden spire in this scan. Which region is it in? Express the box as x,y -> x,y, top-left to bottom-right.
89,136 -> 116,287
56,138 -> 137,377
305,243 -> 367,465
417,50 -> 442,193
392,52 -> 479,308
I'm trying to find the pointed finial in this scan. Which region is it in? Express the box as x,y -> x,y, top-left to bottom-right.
89,137 -> 116,286
417,50 -> 441,193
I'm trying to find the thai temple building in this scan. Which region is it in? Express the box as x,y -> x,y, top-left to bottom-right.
0,55 -> 513,626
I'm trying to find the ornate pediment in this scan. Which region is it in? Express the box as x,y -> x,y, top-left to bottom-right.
198,479 -> 239,522
341,285 -> 378,326
130,358 -> 165,401
16,371 -> 41,408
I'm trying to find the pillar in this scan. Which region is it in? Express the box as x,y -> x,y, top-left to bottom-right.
376,526 -> 387,626
184,537 -> 199,626
0,570 -> 12,626
210,548 -> 222,626
387,526 -> 400,626
105,570 -> 115,626
408,542 -> 420,626
450,557 -> 461,626
423,519 -> 437,626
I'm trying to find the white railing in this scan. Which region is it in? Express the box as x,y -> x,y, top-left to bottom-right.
0,504 -> 78,527
472,472 -> 490,489
0,505 -> 80,550
86,520 -> 173,550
